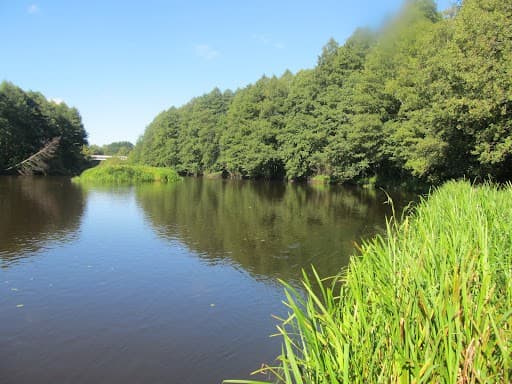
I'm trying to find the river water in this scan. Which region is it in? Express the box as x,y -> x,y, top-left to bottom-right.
0,177 -> 412,383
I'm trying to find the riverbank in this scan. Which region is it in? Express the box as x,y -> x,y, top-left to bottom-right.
72,162 -> 181,184
228,181 -> 511,383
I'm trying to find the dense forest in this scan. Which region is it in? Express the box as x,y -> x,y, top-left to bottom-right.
0,82 -> 88,175
132,0 -> 512,186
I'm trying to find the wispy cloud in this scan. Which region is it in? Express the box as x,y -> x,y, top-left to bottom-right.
194,44 -> 220,60
252,34 -> 285,49
27,4 -> 39,14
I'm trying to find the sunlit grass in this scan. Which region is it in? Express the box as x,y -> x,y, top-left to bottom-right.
72,161 -> 181,184
309,175 -> 330,185
226,181 -> 512,383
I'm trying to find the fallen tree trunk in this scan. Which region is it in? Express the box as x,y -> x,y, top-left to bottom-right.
4,136 -> 61,175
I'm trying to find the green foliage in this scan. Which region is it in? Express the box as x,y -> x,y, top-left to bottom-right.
0,81 -> 88,175
225,181 -> 512,383
130,107 -> 182,167
131,89 -> 233,174
72,160 -> 181,184
82,141 -> 134,160
221,75 -> 290,179
133,0 -> 512,186
386,0 -> 512,182
309,175 -> 330,184
82,144 -> 104,156
101,141 -> 134,156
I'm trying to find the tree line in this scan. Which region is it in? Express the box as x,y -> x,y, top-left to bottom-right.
131,0 -> 511,186
84,141 -> 134,157
0,81 -> 88,175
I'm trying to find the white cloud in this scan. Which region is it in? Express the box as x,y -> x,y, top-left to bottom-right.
27,4 -> 39,14
49,98 -> 64,105
194,44 -> 220,60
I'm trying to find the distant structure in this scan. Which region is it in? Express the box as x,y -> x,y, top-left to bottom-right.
90,155 -> 128,161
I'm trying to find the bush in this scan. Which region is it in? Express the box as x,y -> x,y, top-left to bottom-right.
72,162 -> 181,184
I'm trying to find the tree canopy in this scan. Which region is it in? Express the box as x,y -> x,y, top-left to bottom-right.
0,82 -> 88,175
85,141 -> 134,156
132,0 -> 511,185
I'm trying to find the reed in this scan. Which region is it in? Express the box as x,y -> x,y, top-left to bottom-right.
226,181 -> 512,383
72,161 -> 181,184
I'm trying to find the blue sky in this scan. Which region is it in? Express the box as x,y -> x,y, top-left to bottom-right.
1,1 -> 453,145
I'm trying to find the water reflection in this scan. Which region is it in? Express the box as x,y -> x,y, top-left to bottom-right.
0,177 -> 415,383
136,179 -> 412,282
0,177 -> 85,265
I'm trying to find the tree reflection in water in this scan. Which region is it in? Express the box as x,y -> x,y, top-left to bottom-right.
0,177 -> 86,266
135,178 -> 413,283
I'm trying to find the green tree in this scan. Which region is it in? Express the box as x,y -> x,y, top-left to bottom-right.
131,0 -> 512,186
177,88 -> 232,175
0,82 -> 88,175
102,141 -> 134,156
334,0 -> 442,183
389,0 -> 512,182
279,69 -> 323,180
220,74 -> 290,179
132,107 -> 181,167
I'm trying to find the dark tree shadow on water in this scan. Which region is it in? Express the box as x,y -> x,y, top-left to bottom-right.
0,176 -> 86,267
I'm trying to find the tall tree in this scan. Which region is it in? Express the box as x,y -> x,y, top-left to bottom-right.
389,0 -> 512,182
220,74 -> 290,179
0,82 -> 88,175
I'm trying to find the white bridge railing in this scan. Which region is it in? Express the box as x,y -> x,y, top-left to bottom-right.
90,155 -> 128,161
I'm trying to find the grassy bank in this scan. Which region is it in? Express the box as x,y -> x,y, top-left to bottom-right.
226,181 -> 512,383
72,162 -> 181,184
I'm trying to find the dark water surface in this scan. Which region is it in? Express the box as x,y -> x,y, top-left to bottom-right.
0,177 -> 413,383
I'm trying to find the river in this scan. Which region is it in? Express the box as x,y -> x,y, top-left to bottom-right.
0,177 -> 412,383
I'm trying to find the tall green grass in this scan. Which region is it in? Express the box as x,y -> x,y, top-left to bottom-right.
226,181 -> 512,383
72,161 -> 181,184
